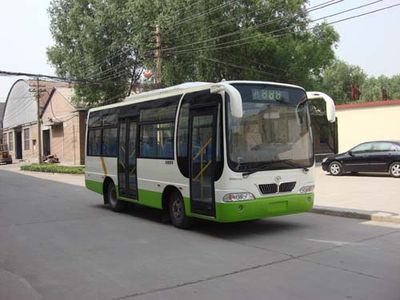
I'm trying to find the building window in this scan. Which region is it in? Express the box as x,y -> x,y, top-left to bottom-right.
24,128 -> 30,150
2,133 -> 7,148
8,132 -> 13,151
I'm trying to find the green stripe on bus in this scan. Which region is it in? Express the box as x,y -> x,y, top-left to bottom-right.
85,179 -> 103,194
86,179 -> 313,222
138,189 -> 163,209
215,194 -> 314,222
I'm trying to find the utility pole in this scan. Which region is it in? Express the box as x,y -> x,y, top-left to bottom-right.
36,78 -> 42,164
29,78 -> 45,164
155,24 -> 162,87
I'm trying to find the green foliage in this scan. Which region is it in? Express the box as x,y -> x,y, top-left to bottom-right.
315,59 -> 400,103
47,0 -> 339,106
361,75 -> 400,101
47,0 -> 143,106
21,164 -> 85,174
317,59 -> 367,104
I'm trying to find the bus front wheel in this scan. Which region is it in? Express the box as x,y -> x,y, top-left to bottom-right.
105,181 -> 125,212
169,190 -> 192,229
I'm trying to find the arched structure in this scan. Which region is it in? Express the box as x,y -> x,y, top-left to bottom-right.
2,79 -> 87,164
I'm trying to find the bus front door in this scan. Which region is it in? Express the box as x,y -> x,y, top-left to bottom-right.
118,118 -> 138,199
189,107 -> 217,216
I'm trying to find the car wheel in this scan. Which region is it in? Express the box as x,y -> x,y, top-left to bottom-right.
169,190 -> 192,229
105,181 -> 126,212
329,161 -> 343,176
389,162 -> 400,178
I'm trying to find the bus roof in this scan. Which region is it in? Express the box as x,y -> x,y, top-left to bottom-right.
88,80 -> 304,113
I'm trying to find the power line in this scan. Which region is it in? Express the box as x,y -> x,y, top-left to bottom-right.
164,0 -> 343,46
164,0 -> 238,31
161,0 -> 345,53
200,56 -> 281,78
328,2 -> 400,25
80,0 -> 343,82
0,70 -> 87,84
165,0 -> 388,56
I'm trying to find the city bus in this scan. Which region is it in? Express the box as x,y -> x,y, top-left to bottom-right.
85,81 -> 335,228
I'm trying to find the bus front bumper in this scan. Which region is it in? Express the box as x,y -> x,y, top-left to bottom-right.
214,193 -> 314,223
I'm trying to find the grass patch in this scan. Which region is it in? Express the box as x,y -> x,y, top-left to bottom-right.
21,163 -> 85,174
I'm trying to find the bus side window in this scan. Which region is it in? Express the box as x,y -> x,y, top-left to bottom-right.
87,128 -> 102,156
102,128 -> 117,157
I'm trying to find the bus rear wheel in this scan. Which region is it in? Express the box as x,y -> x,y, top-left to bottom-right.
169,190 -> 191,229
105,181 -> 125,212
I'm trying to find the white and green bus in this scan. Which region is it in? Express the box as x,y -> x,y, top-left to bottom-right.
85,81 -> 335,228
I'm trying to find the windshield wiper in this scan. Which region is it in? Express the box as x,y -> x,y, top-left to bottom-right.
242,160 -> 309,177
242,163 -> 273,177
276,159 -> 310,172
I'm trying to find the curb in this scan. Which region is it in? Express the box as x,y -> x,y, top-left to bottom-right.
312,206 -> 400,224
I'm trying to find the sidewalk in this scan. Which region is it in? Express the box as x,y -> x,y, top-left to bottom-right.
314,166 -> 400,223
0,162 -> 84,187
1,163 -> 399,223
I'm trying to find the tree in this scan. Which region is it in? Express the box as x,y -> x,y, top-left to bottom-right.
47,0 -> 339,106
361,75 -> 400,101
317,60 -> 367,104
47,0 -> 143,106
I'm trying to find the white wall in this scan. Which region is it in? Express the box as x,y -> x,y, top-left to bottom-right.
3,80 -> 36,129
336,103 -> 400,152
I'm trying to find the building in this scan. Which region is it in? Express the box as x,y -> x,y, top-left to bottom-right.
41,87 -> 87,165
0,102 -> 5,141
335,100 -> 400,153
1,79 -> 87,165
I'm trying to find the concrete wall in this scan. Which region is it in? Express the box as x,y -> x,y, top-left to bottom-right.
41,89 -> 86,165
336,101 -> 400,153
2,124 -> 39,162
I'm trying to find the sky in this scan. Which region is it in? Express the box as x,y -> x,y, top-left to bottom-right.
1,0 -> 400,102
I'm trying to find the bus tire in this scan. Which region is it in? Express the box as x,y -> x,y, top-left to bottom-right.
105,180 -> 125,212
169,190 -> 192,229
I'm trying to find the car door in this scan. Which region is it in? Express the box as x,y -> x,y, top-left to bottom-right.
367,142 -> 394,172
346,142 -> 373,172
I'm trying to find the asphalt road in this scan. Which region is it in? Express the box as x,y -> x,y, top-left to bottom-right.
0,170 -> 399,300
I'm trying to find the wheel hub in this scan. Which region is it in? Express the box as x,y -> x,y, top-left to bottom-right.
172,200 -> 183,219
391,164 -> 400,176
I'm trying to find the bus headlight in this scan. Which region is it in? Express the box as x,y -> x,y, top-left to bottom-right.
223,192 -> 255,202
299,185 -> 315,194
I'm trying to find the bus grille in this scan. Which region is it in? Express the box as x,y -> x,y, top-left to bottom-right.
279,182 -> 296,193
259,182 -> 296,194
258,184 -> 278,194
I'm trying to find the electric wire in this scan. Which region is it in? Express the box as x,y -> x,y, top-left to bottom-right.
161,0 -> 378,54
165,0 -> 389,56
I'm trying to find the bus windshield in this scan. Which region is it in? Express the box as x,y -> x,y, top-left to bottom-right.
227,83 -> 313,171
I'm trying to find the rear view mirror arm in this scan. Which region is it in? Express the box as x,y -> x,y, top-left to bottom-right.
211,83 -> 243,118
306,91 -> 336,123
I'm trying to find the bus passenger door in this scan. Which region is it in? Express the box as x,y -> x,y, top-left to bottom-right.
118,118 -> 138,199
189,106 -> 217,216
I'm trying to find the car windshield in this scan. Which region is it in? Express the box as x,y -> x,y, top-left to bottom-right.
227,83 -> 313,171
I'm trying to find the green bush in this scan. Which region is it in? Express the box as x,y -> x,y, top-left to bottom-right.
20,164 -> 84,174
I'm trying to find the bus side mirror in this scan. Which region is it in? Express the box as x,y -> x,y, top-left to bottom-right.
211,83 -> 243,118
306,91 -> 336,123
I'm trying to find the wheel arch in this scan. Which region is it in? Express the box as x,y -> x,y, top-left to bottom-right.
103,176 -> 116,204
162,185 -> 182,211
